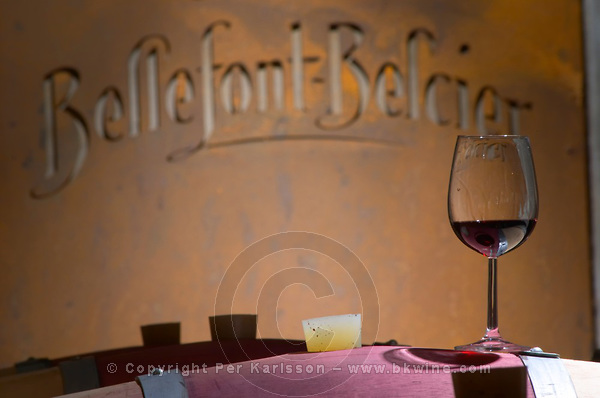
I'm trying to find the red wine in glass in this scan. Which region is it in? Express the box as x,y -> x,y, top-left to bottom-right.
448,135 -> 538,352
451,219 -> 537,258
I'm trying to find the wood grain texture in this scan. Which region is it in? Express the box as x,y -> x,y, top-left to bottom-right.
562,359 -> 600,398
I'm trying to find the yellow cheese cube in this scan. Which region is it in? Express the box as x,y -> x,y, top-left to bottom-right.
302,314 -> 362,352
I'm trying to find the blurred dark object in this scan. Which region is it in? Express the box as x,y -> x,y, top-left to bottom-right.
452,366 -> 527,398
141,322 -> 181,347
15,357 -> 53,374
372,339 -> 409,346
58,356 -> 99,394
209,314 -> 257,341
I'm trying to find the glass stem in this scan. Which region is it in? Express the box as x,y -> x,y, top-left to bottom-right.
485,257 -> 500,339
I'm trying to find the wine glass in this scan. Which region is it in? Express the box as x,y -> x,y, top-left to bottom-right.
448,135 -> 538,352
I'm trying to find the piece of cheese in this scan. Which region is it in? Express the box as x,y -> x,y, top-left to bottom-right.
302,314 -> 362,352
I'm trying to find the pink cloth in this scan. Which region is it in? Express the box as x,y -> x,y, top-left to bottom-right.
184,346 -> 534,397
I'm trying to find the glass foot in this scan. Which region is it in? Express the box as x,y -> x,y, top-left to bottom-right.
455,337 -> 530,353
